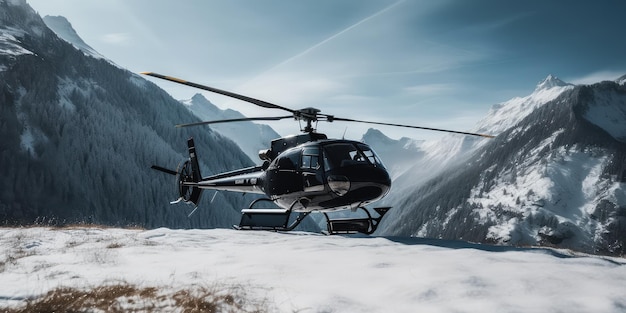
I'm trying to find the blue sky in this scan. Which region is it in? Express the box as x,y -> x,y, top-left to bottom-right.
28,0 -> 626,140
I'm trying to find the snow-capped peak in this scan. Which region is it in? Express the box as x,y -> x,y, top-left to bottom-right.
42,15 -> 105,60
474,75 -> 575,135
191,92 -> 207,101
362,128 -> 391,143
616,74 -> 626,86
181,93 -> 211,107
535,74 -> 572,91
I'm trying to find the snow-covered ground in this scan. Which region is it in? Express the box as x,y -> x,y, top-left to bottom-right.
1,227 -> 625,312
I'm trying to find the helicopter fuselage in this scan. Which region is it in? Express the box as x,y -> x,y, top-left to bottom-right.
192,137 -> 391,212
264,138 -> 391,211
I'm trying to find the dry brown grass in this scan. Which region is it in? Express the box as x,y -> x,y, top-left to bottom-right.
0,221 -> 146,231
0,231 -> 35,274
51,223 -> 146,231
106,242 -> 124,249
3,282 -> 268,313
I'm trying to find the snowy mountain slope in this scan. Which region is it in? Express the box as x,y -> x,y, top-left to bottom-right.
377,75 -> 576,209
41,15 -> 105,60
0,0 -> 254,228
377,76 -> 577,217
1,227 -> 624,312
180,93 -> 280,163
380,79 -> 626,255
0,26 -> 33,57
581,81 -> 626,141
0,0 -> 42,58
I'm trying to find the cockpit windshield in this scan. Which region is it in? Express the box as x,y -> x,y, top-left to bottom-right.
357,143 -> 385,168
322,142 -> 385,170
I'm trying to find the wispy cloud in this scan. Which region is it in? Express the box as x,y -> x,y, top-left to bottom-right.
240,0 -> 405,87
404,83 -> 455,96
247,75 -> 344,106
100,32 -> 131,45
567,70 -> 626,85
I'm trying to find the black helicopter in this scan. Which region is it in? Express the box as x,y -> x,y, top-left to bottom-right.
143,72 -> 494,235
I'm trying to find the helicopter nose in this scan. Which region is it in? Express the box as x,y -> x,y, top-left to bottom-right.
332,166 -> 391,202
366,167 -> 391,197
355,167 -> 390,202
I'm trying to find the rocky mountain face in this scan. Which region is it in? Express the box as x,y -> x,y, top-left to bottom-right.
379,76 -> 626,255
0,0 -> 255,228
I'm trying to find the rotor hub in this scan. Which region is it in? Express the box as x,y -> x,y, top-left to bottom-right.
295,107 -> 322,133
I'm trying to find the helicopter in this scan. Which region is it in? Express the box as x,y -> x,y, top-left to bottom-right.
142,72 -> 495,235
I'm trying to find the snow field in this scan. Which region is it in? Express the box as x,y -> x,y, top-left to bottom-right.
1,227 -> 625,312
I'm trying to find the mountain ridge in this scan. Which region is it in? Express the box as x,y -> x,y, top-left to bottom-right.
380,79 -> 626,255
0,0 -> 254,228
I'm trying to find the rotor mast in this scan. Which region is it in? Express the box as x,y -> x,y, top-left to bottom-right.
296,107 -> 322,133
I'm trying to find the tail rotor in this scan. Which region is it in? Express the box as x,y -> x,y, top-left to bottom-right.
152,137 -> 204,207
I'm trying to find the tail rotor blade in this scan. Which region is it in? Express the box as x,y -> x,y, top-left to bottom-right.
151,165 -> 178,176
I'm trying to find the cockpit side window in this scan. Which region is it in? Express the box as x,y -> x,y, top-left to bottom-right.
301,147 -> 320,170
275,149 -> 300,170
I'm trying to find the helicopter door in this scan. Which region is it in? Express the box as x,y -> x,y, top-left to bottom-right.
268,148 -> 303,195
301,147 -> 324,192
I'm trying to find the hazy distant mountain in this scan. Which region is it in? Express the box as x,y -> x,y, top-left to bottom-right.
380,75 -> 626,255
0,0 -> 254,228
180,93 -> 280,163
360,128 -> 424,179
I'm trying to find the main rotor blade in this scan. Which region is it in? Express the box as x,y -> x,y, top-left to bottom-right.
176,116 -> 293,128
332,117 -> 495,138
141,72 -> 295,114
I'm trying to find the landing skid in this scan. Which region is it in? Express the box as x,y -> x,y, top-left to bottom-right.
235,199 -> 311,232
235,198 -> 391,235
323,207 -> 390,235
236,209 -> 312,232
